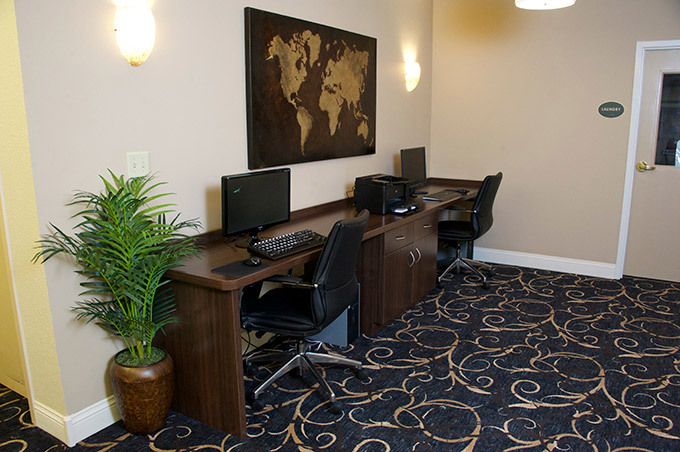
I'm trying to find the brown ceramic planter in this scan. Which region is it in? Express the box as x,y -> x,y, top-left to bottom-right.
110,348 -> 174,435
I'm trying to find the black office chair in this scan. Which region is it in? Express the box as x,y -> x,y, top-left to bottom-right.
438,172 -> 502,289
241,209 -> 370,413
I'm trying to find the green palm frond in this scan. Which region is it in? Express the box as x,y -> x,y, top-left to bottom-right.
33,171 -> 201,361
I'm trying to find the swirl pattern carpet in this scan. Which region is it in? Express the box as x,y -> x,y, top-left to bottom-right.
2,265 -> 679,451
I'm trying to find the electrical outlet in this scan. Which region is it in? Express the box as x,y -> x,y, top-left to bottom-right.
127,151 -> 149,178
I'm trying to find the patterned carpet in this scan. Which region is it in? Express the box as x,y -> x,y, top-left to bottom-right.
2,265 -> 679,451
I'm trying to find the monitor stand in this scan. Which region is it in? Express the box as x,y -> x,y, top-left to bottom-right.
234,231 -> 260,249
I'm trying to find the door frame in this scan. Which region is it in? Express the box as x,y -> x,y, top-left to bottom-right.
615,40 -> 680,279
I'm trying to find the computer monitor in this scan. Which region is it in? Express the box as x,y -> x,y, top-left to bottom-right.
221,168 -> 291,246
400,146 -> 427,195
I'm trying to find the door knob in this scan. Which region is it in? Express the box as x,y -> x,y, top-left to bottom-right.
636,161 -> 656,172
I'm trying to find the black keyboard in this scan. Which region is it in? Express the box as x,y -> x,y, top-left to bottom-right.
422,188 -> 469,202
247,229 -> 327,260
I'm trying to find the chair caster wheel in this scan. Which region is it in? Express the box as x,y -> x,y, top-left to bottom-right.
329,401 -> 342,415
481,282 -> 490,290
244,362 -> 257,377
248,392 -> 265,411
355,369 -> 369,381
251,396 -> 265,412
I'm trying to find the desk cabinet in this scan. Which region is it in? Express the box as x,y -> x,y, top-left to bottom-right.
379,213 -> 438,327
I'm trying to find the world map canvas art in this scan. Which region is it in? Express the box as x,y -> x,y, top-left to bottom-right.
245,8 -> 377,169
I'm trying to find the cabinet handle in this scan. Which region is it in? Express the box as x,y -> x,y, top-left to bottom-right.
414,247 -> 422,264
395,235 -> 407,241
408,250 -> 415,268
422,224 -> 432,229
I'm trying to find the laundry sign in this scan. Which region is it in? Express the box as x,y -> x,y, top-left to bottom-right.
598,101 -> 625,118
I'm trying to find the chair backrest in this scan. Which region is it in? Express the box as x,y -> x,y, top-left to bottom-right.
470,172 -> 502,239
310,209 -> 370,328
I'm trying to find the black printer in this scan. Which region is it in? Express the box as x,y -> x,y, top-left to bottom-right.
354,174 -> 416,215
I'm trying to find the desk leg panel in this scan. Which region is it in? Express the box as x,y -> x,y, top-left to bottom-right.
357,235 -> 382,336
161,281 -> 247,437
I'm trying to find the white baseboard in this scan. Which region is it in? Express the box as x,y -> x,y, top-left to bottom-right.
33,395 -> 120,447
474,247 -> 618,279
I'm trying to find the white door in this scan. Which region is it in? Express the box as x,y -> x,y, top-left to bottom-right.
624,47 -> 680,282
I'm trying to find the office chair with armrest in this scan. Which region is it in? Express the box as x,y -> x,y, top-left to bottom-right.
240,209 -> 370,413
438,172 -> 502,289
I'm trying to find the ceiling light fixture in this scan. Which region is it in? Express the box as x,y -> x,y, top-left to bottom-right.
515,0 -> 575,10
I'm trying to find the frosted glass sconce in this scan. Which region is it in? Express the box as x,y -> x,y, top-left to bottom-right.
114,2 -> 156,66
404,61 -> 421,92
515,0 -> 575,10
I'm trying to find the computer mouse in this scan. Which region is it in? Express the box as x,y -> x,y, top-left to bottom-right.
455,188 -> 470,194
243,256 -> 261,267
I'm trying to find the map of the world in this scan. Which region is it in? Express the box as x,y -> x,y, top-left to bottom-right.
245,8 -> 377,169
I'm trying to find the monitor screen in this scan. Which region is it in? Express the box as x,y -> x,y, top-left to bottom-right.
401,146 -> 427,189
221,168 -> 291,241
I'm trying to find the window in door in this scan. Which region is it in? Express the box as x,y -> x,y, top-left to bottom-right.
655,73 -> 680,167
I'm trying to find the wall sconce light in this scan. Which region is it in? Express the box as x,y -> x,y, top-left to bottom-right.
404,60 -> 421,92
515,0 -> 575,10
114,1 -> 156,66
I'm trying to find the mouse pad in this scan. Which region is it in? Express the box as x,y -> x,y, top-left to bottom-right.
211,260 -> 270,278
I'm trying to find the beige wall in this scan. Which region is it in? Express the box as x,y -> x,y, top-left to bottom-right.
13,0 -> 433,415
431,0 -> 680,263
0,0 -> 65,411
0,189 -> 25,395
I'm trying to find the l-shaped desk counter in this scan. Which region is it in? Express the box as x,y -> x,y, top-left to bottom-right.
159,177 -> 481,437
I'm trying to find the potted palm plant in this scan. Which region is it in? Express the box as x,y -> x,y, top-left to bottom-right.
33,171 -> 201,434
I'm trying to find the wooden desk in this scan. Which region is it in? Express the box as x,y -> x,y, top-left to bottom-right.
159,178 -> 480,437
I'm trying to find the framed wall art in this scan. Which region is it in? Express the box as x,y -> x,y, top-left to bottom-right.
245,7 -> 377,169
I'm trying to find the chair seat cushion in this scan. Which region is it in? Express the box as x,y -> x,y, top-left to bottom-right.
438,220 -> 475,241
241,287 -> 321,336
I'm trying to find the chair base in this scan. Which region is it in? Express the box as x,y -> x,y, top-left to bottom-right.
245,339 -> 364,411
438,242 -> 493,289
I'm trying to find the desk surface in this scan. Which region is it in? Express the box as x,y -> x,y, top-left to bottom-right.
167,178 -> 481,291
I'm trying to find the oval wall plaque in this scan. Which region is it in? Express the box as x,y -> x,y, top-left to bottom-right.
598,101 -> 625,118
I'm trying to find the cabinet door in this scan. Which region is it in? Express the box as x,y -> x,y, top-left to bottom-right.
412,233 -> 437,302
381,246 -> 415,325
